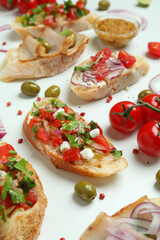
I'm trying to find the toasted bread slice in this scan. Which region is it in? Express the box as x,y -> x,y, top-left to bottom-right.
70,51 -> 149,101
0,29 -> 89,82
23,97 -> 128,177
0,142 -> 47,240
80,195 -> 160,240
12,13 -> 98,38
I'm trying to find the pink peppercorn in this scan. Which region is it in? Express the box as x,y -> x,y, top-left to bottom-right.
99,193 -> 105,200
2,42 -> 6,45
106,96 -> 112,103
37,96 -> 41,101
80,112 -> 85,117
18,110 -> 22,115
133,148 -> 138,154
6,102 -> 11,106
18,138 -> 23,144
60,238 -> 65,240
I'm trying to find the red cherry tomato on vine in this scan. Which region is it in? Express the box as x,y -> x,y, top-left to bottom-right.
0,0 -> 17,9
148,42 -> 160,58
137,120 -> 160,156
140,94 -> 160,123
118,50 -> 136,68
109,101 -> 142,133
76,1 -> 84,10
38,0 -> 55,4
66,7 -> 78,20
17,0 -> 38,13
43,16 -> 55,25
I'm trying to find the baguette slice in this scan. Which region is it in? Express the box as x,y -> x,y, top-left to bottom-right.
12,13 -> 98,38
70,51 -> 149,101
23,97 -> 128,177
80,195 -> 160,240
0,29 -> 89,82
0,142 -> 47,240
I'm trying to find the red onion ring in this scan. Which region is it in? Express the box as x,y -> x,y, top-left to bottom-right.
106,226 -> 137,240
149,74 -> 160,94
0,24 -> 12,32
0,119 -> 7,139
108,9 -> 148,31
0,49 -> 7,53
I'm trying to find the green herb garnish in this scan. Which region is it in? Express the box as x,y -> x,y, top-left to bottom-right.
0,205 -> 7,222
50,98 -> 66,108
110,150 -> 123,160
8,189 -> 26,204
31,102 -> 40,117
65,133 -> 79,148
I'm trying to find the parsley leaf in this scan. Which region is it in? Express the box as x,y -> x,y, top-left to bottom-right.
4,161 -> 16,171
0,205 -> 7,222
19,171 -> 36,194
65,133 -> 79,148
32,124 -> 38,138
111,150 -> 123,160
56,111 -> 68,120
8,156 -> 18,162
78,121 -> 86,135
8,189 -> 26,204
62,121 -> 78,131
1,173 -> 13,200
90,120 -> 98,130
9,150 -> 17,155
14,158 -> 28,174
50,99 -> 66,108
31,102 -> 40,117
66,113 -> 75,121
64,0 -> 73,13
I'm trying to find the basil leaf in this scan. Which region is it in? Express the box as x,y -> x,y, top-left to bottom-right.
111,150 -> 123,160
0,205 -> 7,222
59,29 -> 70,37
62,121 -> 78,131
66,113 -> 75,121
1,173 -> 13,200
90,120 -> 98,130
9,150 -> 17,155
31,102 -> 40,117
8,189 -> 25,204
50,98 -> 66,108
14,158 -> 28,174
65,133 -> 79,148
74,64 -> 94,71
8,156 -> 18,162
56,111 -> 68,120
64,0 -> 73,13
76,8 -> 84,18
4,161 -> 16,171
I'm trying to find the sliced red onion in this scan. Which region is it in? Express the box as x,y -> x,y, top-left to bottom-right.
108,9 -> 147,31
147,213 -> 160,235
131,202 -> 160,218
0,24 -> 12,32
149,74 -> 160,95
89,142 -> 108,151
0,119 -> 7,139
83,70 -> 97,83
106,226 -> 137,240
0,49 -> 7,53
71,72 -> 91,88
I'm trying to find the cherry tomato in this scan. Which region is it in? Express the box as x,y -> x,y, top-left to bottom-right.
17,0 -> 38,13
63,147 -> 81,162
0,0 -> 17,9
94,135 -> 111,152
140,94 -> 160,123
76,1 -> 84,10
66,7 -> 78,21
137,120 -> 160,156
52,135 -> 63,147
148,42 -> 160,57
109,101 -> 142,133
91,47 -> 111,62
44,2 -> 56,12
38,0 -> 56,5
57,4 -> 65,14
29,118 -> 41,129
118,50 -> 136,68
43,16 -> 55,25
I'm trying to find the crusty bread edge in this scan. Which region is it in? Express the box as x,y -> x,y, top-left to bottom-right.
0,142 -> 47,240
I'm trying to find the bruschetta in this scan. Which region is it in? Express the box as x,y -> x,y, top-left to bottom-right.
0,28 -> 89,82
80,195 -> 160,239
0,142 -> 47,240
12,1 -> 98,38
23,97 -> 128,177
70,48 -> 150,101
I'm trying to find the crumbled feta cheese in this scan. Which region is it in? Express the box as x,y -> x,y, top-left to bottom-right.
53,108 -> 65,118
60,141 -> 70,153
80,148 -> 94,161
90,128 -> 100,138
27,114 -> 33,125
0,170 -> 6,178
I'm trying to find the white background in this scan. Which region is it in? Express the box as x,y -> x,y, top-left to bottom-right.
0,0 -> 160,239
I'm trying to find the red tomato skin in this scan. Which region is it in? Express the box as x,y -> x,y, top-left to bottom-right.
44,3 -> 56,12
94,135 -> 111,152
37,127 -> 49,142
38,0 -> 56,4
0,0 -> 17,9
52,135 -> 63,147
43,16 -> 55,25
76,1 -> 84,10
109,101 -> 142,133
118,50 -> 136,68
29,117 -> 41,129
0,144 -> 15,163
17,0 -> 38,13
63,147 -> 81,162
148,42 -> 160,57
137,121 -> 160,156
57,4 -> 65,14
140,94 -> 160,123
0,186 -> 13,209
67,7 -> 78,20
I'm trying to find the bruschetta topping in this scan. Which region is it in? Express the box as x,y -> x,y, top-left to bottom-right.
0,144 -> 37,222
28,99 -> 123,163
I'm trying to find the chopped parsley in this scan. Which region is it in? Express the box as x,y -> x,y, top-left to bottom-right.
50,98 -> 66,108
110,150 -> 123,160
0,205 -> 7,222
31,102 -> 40,117
65,133 -> 79,148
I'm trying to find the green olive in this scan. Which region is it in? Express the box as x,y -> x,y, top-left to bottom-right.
45,85 -> 60,98
21,81 -> 40,96
41,40 -> 51,53
98,0 -> 110,10
156,170 -> 160,184
81,0 -> 87,6
138,89 -> 154,100
67,31 -> 77,48
74,181 -> 97,202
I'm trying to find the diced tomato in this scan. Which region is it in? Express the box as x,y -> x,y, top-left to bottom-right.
118,50 -> 136,68
94,135 -> 111,152
25,189 -> 37,207
39,108 -> 53,121
76,1 -> 84,10
44,16 -> 55,25
38,0 -> 56,4
37,127 -> 49,142
63,147 -> 81,162
63,105 -> 68,113
148,42 -> 160,57
91,47 -> 111,63
52,135 -> 63,147
0,186 -> 13,209
66,7 -> 78,20
44,3 -> 56,12
0,144 -> 15,163
57,4 -> 65,14
51,119 -> 63,128
29,118 -> 41,129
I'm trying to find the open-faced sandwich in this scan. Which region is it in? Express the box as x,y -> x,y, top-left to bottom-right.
0,142 -> 47,240
23,97 -> 128,177
70,47 -> 149,100
12,1 -> 98,38
0,28 -> 89,82
80,195 -> 160,239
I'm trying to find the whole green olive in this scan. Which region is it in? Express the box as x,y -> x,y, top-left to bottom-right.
98,0 -> 110,10
41,40 -> 51,53
156,170 -> 160,184
138,89 -> 154,100
74,181 -> 97,202
21,81 -> 40,96
81,0 -> 87,6
67,31 -> 77,47
45,85 -> 60,98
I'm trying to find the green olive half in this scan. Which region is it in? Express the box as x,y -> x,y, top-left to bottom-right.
138,89 -> 154,101
67,31 -> 77,48
41,40 -> 51,53
98,0 -> 110,10
45,85 -> 60,98
74,181 -> 97,202
156,170 -> 160,184
21,81 -> 40,96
